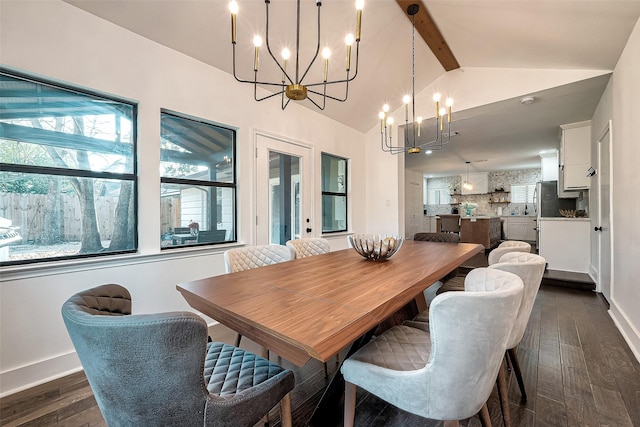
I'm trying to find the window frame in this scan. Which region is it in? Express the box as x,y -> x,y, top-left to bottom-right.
0,69 -> 138,266
321,152 -> 348,234
159,109 -> 237,249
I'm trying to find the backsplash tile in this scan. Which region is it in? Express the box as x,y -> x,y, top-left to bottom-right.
425,168 -> 543,216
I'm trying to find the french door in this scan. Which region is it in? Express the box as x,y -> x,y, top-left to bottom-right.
255,133 -> 313,245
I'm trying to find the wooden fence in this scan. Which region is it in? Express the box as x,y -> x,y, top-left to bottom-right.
0,192 -> 118,243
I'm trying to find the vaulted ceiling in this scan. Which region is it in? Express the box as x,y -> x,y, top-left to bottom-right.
63,0 -> 640,176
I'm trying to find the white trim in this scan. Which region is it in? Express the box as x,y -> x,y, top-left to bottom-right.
609,304 -> 640,363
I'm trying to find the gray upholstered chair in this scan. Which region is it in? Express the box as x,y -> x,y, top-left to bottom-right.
342,268 -> 524,427
61,284 -> 295,427
489,252 -> 546,427
223,244 -> 295,273
413,232 -> 460,243
487,240 -> 531,265
223,244 -> 295,347
286,237 -> 330,258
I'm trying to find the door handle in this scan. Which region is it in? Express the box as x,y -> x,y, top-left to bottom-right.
594,226 -> 603,232
306,227 -> 312,233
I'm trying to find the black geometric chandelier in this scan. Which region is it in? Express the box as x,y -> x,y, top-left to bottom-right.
379,4 -> 454,155
229,0 -> 364,110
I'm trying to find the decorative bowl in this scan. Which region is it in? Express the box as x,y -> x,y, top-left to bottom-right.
349,234 -> 404,261
559,209 -> 577,218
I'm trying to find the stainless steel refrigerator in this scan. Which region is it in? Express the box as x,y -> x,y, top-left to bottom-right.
534,181 -> 577,217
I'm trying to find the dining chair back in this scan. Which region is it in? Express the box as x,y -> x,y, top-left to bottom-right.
341,268 -> 523,427
489,252 -> 546,412
286,237 -> 330,258
413,232 -> 460,243
61,284 -> 294,427
487,240 -> 531,265
223,244 -> 295,273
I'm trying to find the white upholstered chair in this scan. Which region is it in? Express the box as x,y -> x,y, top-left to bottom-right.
286,237 -> 330,258
341,268 -> 524,427
223,244 -> 295,347
489,252 -> 546,427
487,240 -> 532,265
223,244 -> 294,273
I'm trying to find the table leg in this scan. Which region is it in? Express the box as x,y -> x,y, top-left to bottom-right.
308,328 -> 376,427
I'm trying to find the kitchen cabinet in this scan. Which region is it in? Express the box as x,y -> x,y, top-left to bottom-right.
504,217 -> 536,242
540,151 -> 559,181
538,218 -> 590,273
560,122 -> 591,190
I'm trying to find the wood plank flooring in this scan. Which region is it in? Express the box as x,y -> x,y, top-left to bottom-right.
2,284 -> 638,427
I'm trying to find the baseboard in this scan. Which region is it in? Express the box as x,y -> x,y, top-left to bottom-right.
0,351 -> 82,398
609,301 -> 640,364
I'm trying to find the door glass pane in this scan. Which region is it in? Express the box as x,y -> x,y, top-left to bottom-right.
269,151 -> 300,245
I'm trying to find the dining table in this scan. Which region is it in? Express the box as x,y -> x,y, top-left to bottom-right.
177,240 -> 482,366
177,240 -> 482,425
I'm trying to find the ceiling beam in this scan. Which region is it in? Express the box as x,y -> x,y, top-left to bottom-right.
396,0 -> 460,71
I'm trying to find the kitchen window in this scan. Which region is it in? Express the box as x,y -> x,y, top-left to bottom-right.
321,153 -> 348,233
160,111 -> 236,248
511,184 -> 536,204
0,70 -> 137,265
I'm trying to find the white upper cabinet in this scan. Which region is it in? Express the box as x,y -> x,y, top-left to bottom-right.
461,172 -> 489,195
560,121 -> 591,190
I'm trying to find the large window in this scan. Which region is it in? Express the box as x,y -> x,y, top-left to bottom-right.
160,111 -> 236,248
321,153 -> 347,233
0,71 -> 137,265
511,184 -> 536,204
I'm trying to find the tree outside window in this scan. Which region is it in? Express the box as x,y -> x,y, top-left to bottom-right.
0,70 -> 136,265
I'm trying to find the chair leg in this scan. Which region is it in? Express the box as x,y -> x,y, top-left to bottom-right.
508,347 -> 527,402
478,403 -> 492,427
496,356 -> 512,427
344,381 -> 357,427
280,393 -> 292,427
323,362 -> 329,378
235,333 -> 242,347
443,421 -> 460,427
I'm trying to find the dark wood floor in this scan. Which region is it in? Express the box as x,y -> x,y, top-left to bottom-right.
2,284 -> 638,427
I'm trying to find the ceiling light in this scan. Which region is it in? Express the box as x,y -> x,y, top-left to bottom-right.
379,4 -> 455,155
462,161 -> 473,190
520,96 -> 535,105
229,0 -> 363,110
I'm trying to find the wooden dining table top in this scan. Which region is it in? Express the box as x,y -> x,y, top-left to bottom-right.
177,240 -> 483,366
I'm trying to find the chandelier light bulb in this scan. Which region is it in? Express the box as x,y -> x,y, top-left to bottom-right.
439,107 -> 446,116
281,48 -> 291,60
253,35 -> 263,47
345,33 -> 354,46
403,95 -> 411,104
229,0 -> 239,14
382,104 -> 390,113
386,117 -> 394,126
432,93 -> 441,102
416,116 -> 423,123
378,111 -> 385,120
446,97 -> 454,107
322,47 -> 331,59
356,0 -> 365,11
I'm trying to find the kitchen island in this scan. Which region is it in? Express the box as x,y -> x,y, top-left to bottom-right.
460,216 -> 501,249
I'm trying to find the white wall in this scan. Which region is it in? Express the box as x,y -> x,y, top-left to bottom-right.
0,0 -> 366,396
608,17 -> 640,360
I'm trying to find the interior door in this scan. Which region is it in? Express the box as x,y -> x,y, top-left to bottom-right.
255,133 -> 313,245
597,122 -> 612,302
